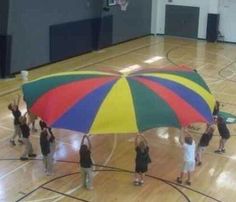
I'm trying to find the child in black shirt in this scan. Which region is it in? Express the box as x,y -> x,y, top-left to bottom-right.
134,134 -> 151,186
80,135 -> 93,190
196,124 -> 215,165
215,116 -> 230,153
19,115 -> 36,160
8,95 -> 23,145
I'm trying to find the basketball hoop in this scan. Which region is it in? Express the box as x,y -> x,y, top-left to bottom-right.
115,0 -> 129,11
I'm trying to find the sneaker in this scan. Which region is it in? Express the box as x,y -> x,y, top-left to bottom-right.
18,139 -> 23,144
186,181 -> 191,186
133,179 -> 140,186
20,157 -> 28,161
221,149 -> 225,153
28,154 -> 37,158
87,186 -> 94,190
10,140 -> 16,146
140,180 -> 144,185
214,150 -> 222,154
176,177 -> 182,184
197,161 -> 202,166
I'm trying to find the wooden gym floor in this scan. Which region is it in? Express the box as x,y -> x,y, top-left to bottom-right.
0,35 -> 236,202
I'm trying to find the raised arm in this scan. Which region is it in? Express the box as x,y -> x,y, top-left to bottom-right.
185,128 -> 192,137
46,128 -> 52,140
140,134 -> 148,146
86,135 -> 92,150
13,95 -> 21,106
22,112 -> 30,125
81,135 -> 86,145
80,134 -> 92,150
205,123 -> 211,133
179,128 -> 185,145
23,111 -> 28,117
206,124 -> 215,134
180,127 -> 193,144
135,135 -> 139,147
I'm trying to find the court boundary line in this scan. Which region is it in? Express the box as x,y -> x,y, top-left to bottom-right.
166,41 -> 236,84
49,134 -> 117,202
13,161 -> 223,202
41,186 -> 88,202
16,169 -> 191,202
0,161 -> 31,180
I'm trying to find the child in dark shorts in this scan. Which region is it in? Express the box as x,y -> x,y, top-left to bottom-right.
80,135 -> 93,190
134,134 -> 151,186
19,115 -> 36,160
8,95 -> 23,145
195,124 -> 215,165
215,116 -> 230,153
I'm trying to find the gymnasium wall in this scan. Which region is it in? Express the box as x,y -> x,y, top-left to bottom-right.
7,0 -> 103,74
5,0 -> 152,75
0,0 -> 11,77
152,0 -> 236,43
152,0 -> 210,38
103,0 -> 152,44
0,0 -> 9,34
218,0 -> 236,42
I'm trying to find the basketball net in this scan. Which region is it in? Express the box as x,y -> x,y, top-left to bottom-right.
115,0 -> 129,11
